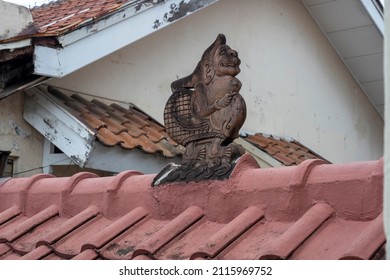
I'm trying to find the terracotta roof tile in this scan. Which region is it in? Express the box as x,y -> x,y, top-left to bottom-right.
0,154 -> 385,260
244,133 -> 330,166
121,122 -> 147,138
101,116 -> 127,134
31,0 -> 131,35
0,0 -> 154,43
44,86 -> 183,157
96,127 -> 120,146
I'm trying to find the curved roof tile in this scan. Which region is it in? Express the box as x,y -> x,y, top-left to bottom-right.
45,86 -> 184,158
0,154 -> 385,260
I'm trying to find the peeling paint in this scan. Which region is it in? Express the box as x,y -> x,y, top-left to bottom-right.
165,0 -> 215,22
43,118 -> 54,129
153,0 -> 217,29
134,0 -> 165,13
8,120 -> 31,138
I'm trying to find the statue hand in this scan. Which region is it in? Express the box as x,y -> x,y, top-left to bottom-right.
215,92 -> 236,109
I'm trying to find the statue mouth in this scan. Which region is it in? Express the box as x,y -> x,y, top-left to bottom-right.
220,60 -> 240,68
221,62 -> 236,67
219,61 -> 240,67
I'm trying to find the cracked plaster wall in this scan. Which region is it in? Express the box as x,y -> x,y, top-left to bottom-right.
0,1 -> 33,41
0,92 -> 43,177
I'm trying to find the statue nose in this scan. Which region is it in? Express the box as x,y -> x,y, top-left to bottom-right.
229,49 -> 238,57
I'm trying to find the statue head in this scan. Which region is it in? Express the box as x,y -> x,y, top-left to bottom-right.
200,34 -> 241,84
170,34 -> 241,92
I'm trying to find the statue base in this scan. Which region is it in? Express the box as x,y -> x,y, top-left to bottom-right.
152,157 -> 239,186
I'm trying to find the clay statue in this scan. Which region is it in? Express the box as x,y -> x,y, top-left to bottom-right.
153,34 -> 246,185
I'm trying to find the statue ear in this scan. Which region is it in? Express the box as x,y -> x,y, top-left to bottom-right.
203,62 -> 214,85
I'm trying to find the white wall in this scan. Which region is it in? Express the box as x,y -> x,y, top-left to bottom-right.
0,1 -> 32,40
0,92 -> 43,177
49,0 -> 383,163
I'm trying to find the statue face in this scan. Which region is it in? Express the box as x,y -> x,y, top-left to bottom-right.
213,44 -> 241,77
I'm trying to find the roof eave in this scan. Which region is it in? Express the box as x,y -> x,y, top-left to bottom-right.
0,39 -> 31,51
361,0 -> 384,35
32,0 -> 219,78
301,0 -> 384,119
23,86 -> 96,166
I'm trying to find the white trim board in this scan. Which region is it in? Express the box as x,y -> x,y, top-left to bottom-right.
33,0 -> 218,77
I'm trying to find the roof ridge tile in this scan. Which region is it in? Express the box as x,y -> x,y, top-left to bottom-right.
288,159 -> 327,190
0,155 -> 384,260
61,172 -> 98,195
229,153 -> 260,180
60,172 -> 99,215
19,174 -> 55,214
107,170 -> 144,193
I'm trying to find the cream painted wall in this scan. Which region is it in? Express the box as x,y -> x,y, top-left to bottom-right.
0,92 -> 43,177
49,0 -> 383,163
0,0 -> 32,41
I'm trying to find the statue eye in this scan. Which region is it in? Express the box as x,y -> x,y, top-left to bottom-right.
219,50 -> 226,55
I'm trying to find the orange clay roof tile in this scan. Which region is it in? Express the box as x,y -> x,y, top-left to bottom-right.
116,132 -> 137,149
81,113 -> 107,130
243,133 -> 330,166
0,0 -> 158,43
0,155 -> 385,260
95,127 -> 120,146
44,86 -> 183,158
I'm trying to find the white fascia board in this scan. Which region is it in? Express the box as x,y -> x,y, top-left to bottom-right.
23,87 -> 96,166
56,1 -> 155,47
360,0 -> 384,36
0,39 -> 31,50
85,142 -> 180,174
33,0 -> 218,78
234,137 -> 283,168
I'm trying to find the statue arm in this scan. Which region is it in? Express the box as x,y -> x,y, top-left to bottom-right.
192,83 -> 234,118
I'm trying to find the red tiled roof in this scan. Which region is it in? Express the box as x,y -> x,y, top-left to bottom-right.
31,0 -> 133,35
12,0 -> 135,42
44,86 -> 184,158
243,133 -> 330,166
0,154 -> 385,260
1,0 -> 154,43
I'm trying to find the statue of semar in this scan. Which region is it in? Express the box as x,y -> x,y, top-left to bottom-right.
153,34 -> 247,185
